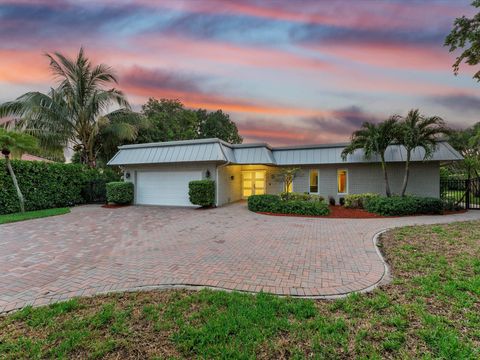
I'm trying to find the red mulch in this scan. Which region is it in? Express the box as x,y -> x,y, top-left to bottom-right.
258,206 -> 467,219
101,204 -> 130,209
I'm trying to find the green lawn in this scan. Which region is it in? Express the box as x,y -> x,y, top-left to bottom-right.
443,190 -> 480,203
0,208 -> 70,225
1,221 -> 479,359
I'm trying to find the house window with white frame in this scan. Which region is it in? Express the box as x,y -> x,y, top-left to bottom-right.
337,169 -> 348,194
309,170 -> 318,193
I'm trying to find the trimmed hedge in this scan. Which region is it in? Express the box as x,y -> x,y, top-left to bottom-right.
248,194 -> 330,216
0,160 -> 119,215
365,196 -> 444,216
344,193 -> 380,209
279,192 -> 324,202
106,182 -> 134,205
189,180 -> 215,207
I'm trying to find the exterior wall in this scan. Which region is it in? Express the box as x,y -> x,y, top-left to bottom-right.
290,162 -> 440,202
123,162 -> 217,205
216,165 -> 242,206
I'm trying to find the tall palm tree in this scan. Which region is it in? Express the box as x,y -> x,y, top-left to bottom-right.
342,118 -> 399,197
0,129 -> 38,213
397,109 -> 448,197
0,48 -> 139,167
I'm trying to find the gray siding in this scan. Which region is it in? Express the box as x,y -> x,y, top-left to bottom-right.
290,162 -> 440,202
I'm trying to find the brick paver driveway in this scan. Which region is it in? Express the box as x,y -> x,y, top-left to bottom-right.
1,203 -> 480,313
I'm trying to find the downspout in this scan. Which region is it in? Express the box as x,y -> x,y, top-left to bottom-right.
216,143 -> 231,207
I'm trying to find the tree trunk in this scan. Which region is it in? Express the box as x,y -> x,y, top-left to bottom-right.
5,155 -> 25,213
400,150 -> 411,197
381,155 -> 392,197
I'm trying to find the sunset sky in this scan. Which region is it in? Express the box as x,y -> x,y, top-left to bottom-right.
0,0 -> 478,145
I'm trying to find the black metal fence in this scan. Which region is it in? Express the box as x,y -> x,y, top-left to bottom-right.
440,177 -> 480,209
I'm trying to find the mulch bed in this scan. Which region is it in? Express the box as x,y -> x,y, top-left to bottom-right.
101,204 -> 130,209
258,206 -> 467,219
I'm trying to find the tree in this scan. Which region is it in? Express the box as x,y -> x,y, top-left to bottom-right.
0,129 -> 37,213
279,167 -> 300,197
342,118 -> 399,197
0,47 -> 139,167
396,109 -> 448,197
138,98 -> 198,143
445,0 -> 480,81
196,109 -> 242,143
447,122 -> 480,179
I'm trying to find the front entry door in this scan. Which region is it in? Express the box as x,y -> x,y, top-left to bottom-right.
242,171 -> 266,198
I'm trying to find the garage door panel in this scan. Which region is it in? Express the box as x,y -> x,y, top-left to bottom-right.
136,170 -> 202,206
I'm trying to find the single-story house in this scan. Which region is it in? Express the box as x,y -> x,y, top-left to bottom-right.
107,138 -> 462,207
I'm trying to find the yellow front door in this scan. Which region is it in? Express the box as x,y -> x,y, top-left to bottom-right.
242,171 -> 266,198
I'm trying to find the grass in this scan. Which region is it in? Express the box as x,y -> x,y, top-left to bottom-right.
1,221 -> 479,359
443,190 -> 480,203
0,208 -> 70,224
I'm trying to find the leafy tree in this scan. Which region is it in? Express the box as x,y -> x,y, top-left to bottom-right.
445,0 -> 480,81
137,98 -> 243,144
0,47 -> 139,167
448,122 -> 480,178
279,167 -> 300,197
396,109 -> 448,197
196,109 -> 242,143
0,129 -> 37,213
342,118 -> 399,197
138,98 -> 198,143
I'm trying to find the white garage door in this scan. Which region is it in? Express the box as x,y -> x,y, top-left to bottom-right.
136,170 -> 203,206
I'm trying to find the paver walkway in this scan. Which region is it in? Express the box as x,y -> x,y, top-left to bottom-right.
1,203 -> 480,313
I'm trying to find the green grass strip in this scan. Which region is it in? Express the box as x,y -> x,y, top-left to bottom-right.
0,208 -> 70,224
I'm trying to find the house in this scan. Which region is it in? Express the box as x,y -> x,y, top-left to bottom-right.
107,138 -> 462,207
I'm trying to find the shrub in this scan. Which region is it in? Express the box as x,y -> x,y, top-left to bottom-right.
0,160 -> 116,215
339,197 -> 345,206
248,194 -> 329,216
279,192 -> 325,202
344,193 -> 380,209
365,196 -> 444,216
328,196 -> 335,206
106,182 -> 134,205
189,180 -> 215,207
247,194 -> 280,212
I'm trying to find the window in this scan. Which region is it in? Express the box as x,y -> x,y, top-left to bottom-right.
337,169 -> 347,194
309,170 -> 318,193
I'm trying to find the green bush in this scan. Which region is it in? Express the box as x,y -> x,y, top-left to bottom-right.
365,196 -> 444,216
106,182 -> 134,205
279,192 -> 324,202
248,194 -> 281,212
344,193 -> 380,209
0,160 -> 117,215
189,180 -> 215,207
248,194 -> 329,216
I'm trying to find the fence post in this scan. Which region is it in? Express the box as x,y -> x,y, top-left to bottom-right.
465,179 -> 471,209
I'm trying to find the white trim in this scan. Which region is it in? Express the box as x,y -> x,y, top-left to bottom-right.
337,168 -> 349,195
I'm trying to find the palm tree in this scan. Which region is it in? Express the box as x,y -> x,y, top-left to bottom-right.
397,109 -> 448,197
0,48 -> 139,167
0,129 -> 38,213
342,118 -> 399,197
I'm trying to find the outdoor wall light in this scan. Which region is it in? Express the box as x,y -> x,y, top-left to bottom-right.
206,169 -> 211,178
230,175 -> 235,180
125,172 -> 131,179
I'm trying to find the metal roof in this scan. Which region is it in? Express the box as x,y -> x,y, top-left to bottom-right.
108,138 -> 463,166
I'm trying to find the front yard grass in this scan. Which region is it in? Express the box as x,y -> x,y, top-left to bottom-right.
0,208 -> 70,225
1,221 -> 479,359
